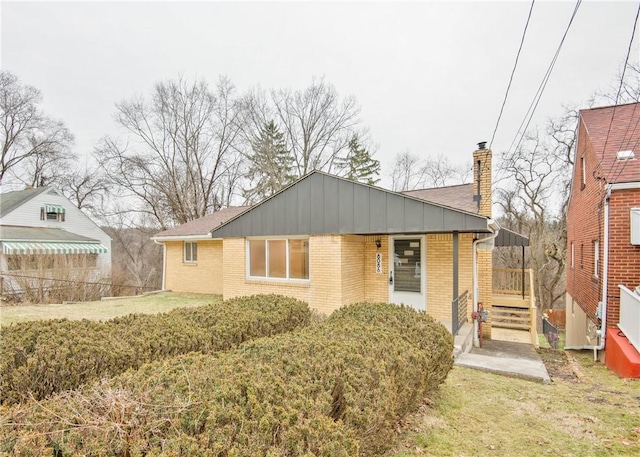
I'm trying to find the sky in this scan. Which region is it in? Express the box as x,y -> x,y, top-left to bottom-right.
1,0 -> 639,189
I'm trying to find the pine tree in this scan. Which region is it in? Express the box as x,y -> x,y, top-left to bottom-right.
244,121 -> 295,202
337,134 -> 381,185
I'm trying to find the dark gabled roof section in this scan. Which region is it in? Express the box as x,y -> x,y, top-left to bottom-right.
495,226 -> 529,247
154,206 -> 251,238
402,183 -> 477,214
210,171 -> 490,238
0,187 -> 50,218
580,102 -> 640,184
0,225 -> 101,243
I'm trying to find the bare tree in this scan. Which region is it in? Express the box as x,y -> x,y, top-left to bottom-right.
270,78 -> 360,176
0,71 -> 74,184
389,150 -> 471,191
497,124 -> 575,310
97,77 -> 245,229
58,167 -> 110,215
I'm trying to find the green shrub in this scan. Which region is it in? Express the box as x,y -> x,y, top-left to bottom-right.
0,294 -> 310,405
1,302 -> 453,456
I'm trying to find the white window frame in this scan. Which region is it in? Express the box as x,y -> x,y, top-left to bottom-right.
246,236 -> 309,282
184,241 -> 197,263
581,156 -> 586,188
570,241 -> 574,269
593,240 -> 599,278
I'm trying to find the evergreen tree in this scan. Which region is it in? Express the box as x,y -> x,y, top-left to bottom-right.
337,133 -> 381,185
244,120 -> 295,202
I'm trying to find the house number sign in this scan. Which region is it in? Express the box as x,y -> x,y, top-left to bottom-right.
375,253 -> 382,274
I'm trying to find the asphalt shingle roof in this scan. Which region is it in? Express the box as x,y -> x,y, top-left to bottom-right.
0,225 -> 100,243
0,187 -> 49,218
154,206 -> 251,238
580,102 -> 640,184
402,183 -> 478,214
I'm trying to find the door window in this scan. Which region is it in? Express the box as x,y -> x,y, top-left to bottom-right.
393,239 -> 421,293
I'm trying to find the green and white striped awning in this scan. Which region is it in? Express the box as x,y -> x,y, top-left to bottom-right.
1,242 -> 107,255
44,204 -> 65,214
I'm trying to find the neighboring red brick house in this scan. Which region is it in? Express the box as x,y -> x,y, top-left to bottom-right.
566,102 -> 640,375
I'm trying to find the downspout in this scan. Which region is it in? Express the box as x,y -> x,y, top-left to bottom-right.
153,239 -> 167,291
565,185 -> 610,360
473,219 -> 500,346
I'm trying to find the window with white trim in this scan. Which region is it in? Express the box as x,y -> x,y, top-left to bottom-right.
581,156 -> 586,189
184,241 -> 198,263
570,242 -> 574,269
247,238 -> 309,280
593,240 -> 599,278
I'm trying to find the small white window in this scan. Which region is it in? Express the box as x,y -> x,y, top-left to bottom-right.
570,242 -> 575,269
631,208 -> 640,245
593,240 -> 599,278
184,241 -> 197,263
581,156 -> 586,188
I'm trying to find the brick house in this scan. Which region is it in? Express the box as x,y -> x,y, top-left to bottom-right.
565,102 -> 640,376
0,186 -> 111,300
153,146 -> 527,340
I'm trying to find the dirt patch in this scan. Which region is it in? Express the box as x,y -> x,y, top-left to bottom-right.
537,348 -> 580,382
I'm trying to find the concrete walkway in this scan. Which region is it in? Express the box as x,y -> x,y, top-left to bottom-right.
455,339 -> 551,384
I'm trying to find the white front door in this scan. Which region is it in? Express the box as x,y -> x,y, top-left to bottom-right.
388,236 -> 426,311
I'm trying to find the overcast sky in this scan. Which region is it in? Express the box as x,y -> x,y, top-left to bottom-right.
1,0 -> 639,188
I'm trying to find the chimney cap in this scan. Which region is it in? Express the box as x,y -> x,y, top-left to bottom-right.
477,141 -> 487,150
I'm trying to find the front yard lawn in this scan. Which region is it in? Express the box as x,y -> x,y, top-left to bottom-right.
389,350 -> 640,456
0,292 -> 220,325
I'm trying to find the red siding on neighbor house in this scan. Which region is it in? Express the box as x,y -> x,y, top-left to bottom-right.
566,116 -> 605,324
606,188 -> 640,327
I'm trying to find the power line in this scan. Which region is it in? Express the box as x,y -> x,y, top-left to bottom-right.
506,0 -> 582,158
489,0 -> 536,150
605,2 -> 640,184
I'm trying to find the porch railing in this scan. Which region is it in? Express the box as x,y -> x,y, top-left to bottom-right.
493,268 -> 531,297
619,285 -> 640,353
452,290 -> 469,336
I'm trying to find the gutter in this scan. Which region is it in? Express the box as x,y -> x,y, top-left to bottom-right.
472,219 -> 500,347
151,234 -> 213,242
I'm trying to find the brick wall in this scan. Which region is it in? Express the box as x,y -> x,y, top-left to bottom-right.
308,235 -> 344,314
164,240 -> 223,294
364,235 -> 389,302
605,188 -> 640,327
426,233 -> 475,322
340,235 -> 366,306
473,148 -> 493,218
566,118 -> 606,325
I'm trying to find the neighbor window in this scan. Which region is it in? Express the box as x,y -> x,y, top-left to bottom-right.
570,242 -> 574,269
248,238 -> 309,280
40,205 -> 66,222
581,156 -> 586,189
593,240 -> 599,278
184,241 -> 198,263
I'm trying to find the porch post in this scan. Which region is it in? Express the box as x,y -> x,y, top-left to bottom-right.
452,231 -> 459,333
522,245 -> 525,299
453,231 -> 459,299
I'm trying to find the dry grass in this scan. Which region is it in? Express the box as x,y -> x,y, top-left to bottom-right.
388,351 -> 640,457
0,292 -> 220,325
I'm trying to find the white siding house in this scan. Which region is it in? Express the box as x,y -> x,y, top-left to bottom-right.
0,187 -> 111,301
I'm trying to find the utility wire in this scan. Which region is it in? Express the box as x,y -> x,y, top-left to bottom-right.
605,2 -> 640,184
506,0 -> 582,158
489,0 -> 536,150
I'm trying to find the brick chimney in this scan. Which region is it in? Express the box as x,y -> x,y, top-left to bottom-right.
473,142 -> 492,218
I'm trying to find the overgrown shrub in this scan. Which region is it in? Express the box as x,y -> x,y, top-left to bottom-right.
0,294 -> 310,405
1,302 -> 454,456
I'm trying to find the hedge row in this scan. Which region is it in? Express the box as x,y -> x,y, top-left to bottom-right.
0,294 -> 311,405
1,302 -> 454,456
